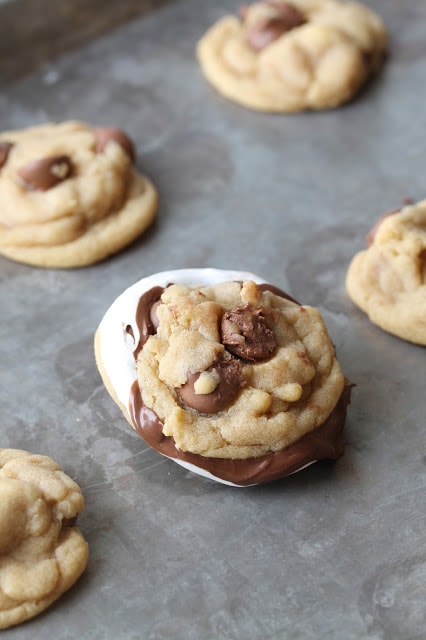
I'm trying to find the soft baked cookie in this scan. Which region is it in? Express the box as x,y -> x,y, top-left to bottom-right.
0,120 -> 158,268
0,448 -> 88,629
95,268 -> 352,486
346,199 -> 426,345
196,0 -> 387,112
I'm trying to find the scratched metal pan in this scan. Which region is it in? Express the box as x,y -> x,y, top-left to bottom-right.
0,0 -> 425,638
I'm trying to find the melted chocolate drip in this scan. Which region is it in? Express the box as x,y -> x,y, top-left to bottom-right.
127,285 -> 164,358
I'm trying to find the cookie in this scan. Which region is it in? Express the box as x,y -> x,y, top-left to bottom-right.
0,120 -> 158,268
95,268 -> 352,486
0,448 -> 88,629
346,199 -> 426,345
196,0 -> 387,112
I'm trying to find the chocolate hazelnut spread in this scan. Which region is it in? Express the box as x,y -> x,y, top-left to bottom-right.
128,285 -> 164,358
129,378 -> 352,485
127,282 -> 352,485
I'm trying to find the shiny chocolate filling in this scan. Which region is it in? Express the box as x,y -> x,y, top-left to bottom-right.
128,282 -> 352,485
129,379 -> 351,485
126,285 -> 164,359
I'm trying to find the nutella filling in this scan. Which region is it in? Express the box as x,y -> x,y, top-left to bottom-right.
128,283 -> 351,485
126,285 -> 164,358
129,379 -> 352,485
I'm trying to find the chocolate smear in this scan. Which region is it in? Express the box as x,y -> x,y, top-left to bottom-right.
127,285 -> 164,359
129,379 -> 353,486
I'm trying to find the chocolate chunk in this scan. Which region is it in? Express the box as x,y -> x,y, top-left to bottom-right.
17,155 -> 73,191
221,306 -> 277,362
0,141 -> 13,170
94,127 -> 135,163
178,360 -> 246,414
246,2 -> 305,51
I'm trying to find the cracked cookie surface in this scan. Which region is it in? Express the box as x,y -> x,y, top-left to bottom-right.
0,448 -> 88,630
197,0 -> 387,112
0,120 -> 158,268
346,199 -> 426,345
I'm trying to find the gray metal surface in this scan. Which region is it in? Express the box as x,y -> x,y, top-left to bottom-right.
0,1 -> 425,638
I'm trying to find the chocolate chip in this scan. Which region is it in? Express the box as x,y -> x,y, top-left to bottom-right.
221,306 -> 277,362
178,360 -> 246,414
94,127 -> 135,163
0,141 -> 13,170
246,2 -> 305,51
17,155 -> 73,191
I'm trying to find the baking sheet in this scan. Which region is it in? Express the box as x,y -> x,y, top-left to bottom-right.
1,1 -> 425,638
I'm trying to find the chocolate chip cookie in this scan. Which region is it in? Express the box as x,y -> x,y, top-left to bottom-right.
95,269 -> 352,486
0,121 -> 158,268
0,448 -> 88,629
346,199 -> 426,345
197,0 -> 387,112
